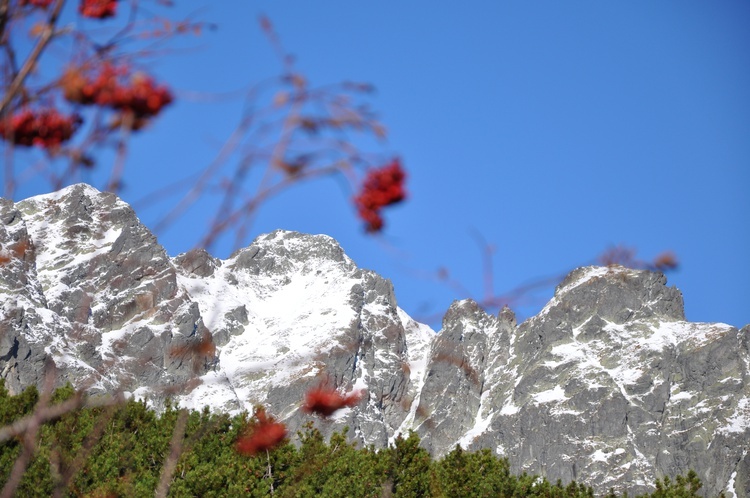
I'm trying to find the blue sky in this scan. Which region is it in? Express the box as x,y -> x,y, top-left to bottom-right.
7,1 -> 749,329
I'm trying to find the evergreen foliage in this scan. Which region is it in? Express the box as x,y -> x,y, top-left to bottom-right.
384,431 -> 432,496
0,382 -> 716,497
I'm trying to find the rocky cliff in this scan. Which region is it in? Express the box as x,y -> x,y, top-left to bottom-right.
1,184 -> 748,497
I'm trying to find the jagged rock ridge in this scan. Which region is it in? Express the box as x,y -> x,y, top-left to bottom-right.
0,184 -> 748,497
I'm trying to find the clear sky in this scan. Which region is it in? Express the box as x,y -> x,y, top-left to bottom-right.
7,1 -> 749,329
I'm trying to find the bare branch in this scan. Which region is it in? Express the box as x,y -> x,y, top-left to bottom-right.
154,409 -> 189,498
106,110 -> 134,192
0,0 -> 10,43
0,0 -> 67,115
0,393 -> 124,444
199,162 -> 346,250
51,402 -> 119,498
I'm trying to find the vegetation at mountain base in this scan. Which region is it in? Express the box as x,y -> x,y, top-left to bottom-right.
0,381 -> 717,497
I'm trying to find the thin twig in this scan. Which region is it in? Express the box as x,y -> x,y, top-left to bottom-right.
154,408 -> 189,498
51,402 -> 119,498
106,111 -> 134,192
0,406 -> 46,498
199,162 -> 344,250
265,448 -> 275,495
0,394 -> 124,444
150,106 -> 256,234
0,0 -> 11,43
2,134 -> 13,197
0,366 -> 57,498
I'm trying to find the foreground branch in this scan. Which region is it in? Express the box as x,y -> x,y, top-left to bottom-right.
0,0 -> 66,115
0,392 -> 123,444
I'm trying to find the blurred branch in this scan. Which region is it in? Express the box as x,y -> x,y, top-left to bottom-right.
0,371 -> 54,498
106,109 -> 134,192
414,236 -> 679,326
0,392 -> 125,444
0,0 -> 11,42
0,0 -> 66,115
50,402 -> 119,498
155,409 -> 189,498
199,161 -> 346,251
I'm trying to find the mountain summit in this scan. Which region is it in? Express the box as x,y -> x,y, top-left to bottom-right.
1,184 -> 748,496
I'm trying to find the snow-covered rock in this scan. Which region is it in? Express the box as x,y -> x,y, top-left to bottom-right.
1,184 -> 747,497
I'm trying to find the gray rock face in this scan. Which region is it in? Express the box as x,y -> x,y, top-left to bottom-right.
1,197 -> 55,391
0,184 -> 748,497
1,184 -> 213,400
442,267 -> 749,497
175,229 -> 426,447
415,299 -> 498,453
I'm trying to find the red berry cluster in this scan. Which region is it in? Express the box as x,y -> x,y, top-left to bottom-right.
234,386 -> 365,456
79,0 -> 117,19
19,0 -> 54,8
62,63 -> 173,122
599,245 -> 679,273
0,108 -> 81,148
652,251 -> 678,271
353,159 -> 407,232
302,387 -> 364,418
235,407 -> 287,456
116,72 -> 173,119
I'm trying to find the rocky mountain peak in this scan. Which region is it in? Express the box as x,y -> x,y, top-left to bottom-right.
549,265 -> 686,323
229,230 -> 353,277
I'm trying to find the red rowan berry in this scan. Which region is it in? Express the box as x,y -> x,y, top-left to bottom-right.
79,0 -> 117,19
0,108 -> 81,148
302,387 -> 364,418
62,63 -> 172,123
235,407 -> 287,456
652,252 -> 678,271
353,159 -> 407,232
